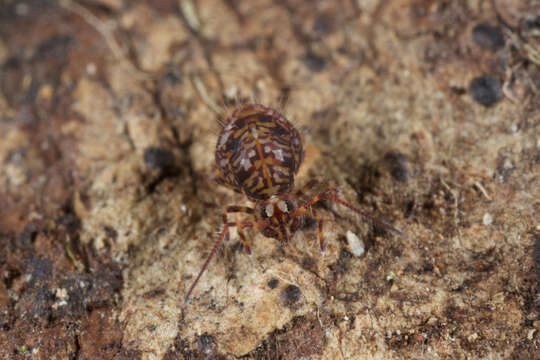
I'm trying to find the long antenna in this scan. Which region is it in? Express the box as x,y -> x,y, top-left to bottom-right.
183,224 -> 229,307
327,194 -> 406,238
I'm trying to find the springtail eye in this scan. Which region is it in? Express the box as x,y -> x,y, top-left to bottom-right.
285,200 -> 294,212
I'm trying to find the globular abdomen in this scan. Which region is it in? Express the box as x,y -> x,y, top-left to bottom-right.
215,104 -> 304,200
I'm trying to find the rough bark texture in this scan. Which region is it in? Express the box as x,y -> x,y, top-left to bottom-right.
0,0 -> 539,359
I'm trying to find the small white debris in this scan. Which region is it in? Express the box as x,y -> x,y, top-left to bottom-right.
180,0 -> 201,32
52,287 -> 70,309
55,288 -> 69,301
86,62 -> 97,75
386,271 -> 397,281
346,230 -> 365,257
224,85 -> 238,99
483,213 -> 493,226
467,333 -> 478,342
527,328 -> 536,340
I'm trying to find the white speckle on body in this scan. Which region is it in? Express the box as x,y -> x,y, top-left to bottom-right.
483,213 -> 493,225
273,149 -> 284,161
346,230 -> 365,257
277,200 -> 288,213
248,150 -> 256,158
265,204 -> 274,217
241,158 -> 252,171
251,128 -> 258,139
219,131 -> 231,146
264,146 -> 271,153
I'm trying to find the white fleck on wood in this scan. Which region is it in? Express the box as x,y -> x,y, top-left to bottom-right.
346,230 -> 365,257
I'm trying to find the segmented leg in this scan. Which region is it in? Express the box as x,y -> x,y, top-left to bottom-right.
226,205 -> 253,254
226,205 -> 254,214
292,183 -> 405,238
237,230 -> 251,254
311,207 -> 325,251
183,206 -> 254,306
295,179 -> 321,198
324,192 -> 405,237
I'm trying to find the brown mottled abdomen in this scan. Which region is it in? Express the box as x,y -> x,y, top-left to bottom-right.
215,104 -> 304,200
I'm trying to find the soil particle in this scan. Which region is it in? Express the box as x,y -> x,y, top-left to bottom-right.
281,284 -> 302,307
384,151 -> 410,183
472,23 -> 505,51
267,278 -> 279,289
143,146 -> 176,171
468,75 -> 503,107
